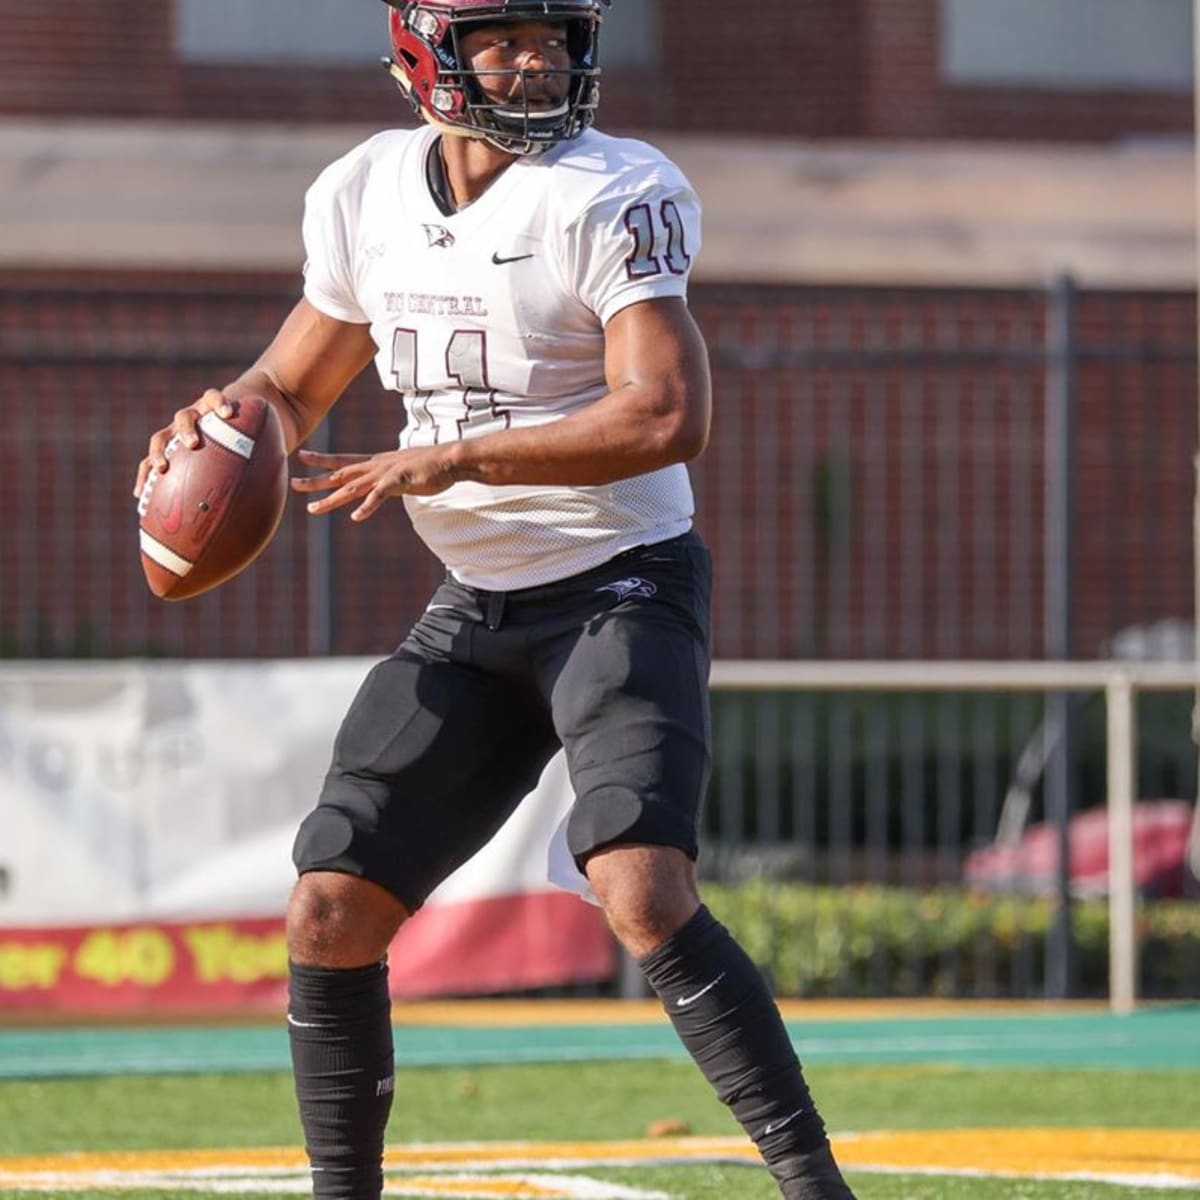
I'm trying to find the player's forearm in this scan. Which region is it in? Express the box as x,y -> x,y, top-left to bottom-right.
447,383 -> 709,488
221,300 -> 376,455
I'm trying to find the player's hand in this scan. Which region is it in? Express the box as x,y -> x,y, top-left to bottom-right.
132,389 -> 235,499
292,447 -> 460,521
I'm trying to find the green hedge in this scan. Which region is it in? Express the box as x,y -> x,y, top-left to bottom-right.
703,880 -> 1200,999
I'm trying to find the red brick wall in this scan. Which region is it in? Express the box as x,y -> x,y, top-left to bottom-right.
658,0 -> 866,137
0,0 -> 176,116
1,269 -> 1192,662
861,0 -> 944,138
0,0 -> 1189,142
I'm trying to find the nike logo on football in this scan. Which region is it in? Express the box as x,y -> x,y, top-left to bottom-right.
157,450 -> 189,534
675,972 -> 726,1008
159,488 -> 185,536
492,252 -> 535,265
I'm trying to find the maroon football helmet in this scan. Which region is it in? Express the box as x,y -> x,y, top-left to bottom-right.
382,1 -> 607,155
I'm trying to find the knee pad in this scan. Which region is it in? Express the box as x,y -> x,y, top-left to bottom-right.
292,805 -> 358,875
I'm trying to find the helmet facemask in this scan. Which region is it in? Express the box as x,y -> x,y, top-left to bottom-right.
384,2 -> 606,156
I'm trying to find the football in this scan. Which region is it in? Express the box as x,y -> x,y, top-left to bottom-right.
137,396 -> 288,601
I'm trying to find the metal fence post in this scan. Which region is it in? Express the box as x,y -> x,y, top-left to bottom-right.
1045,273 -> 1077,998
1192,0 -> 1200,895
306,413 -> 334,657
1106,673 -> 1138,1013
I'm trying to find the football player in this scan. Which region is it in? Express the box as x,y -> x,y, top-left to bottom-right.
134,2 -> 855,1196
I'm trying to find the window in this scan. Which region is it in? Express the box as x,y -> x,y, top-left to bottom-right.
175,0 -> 657,69
942,0 -> 1193,92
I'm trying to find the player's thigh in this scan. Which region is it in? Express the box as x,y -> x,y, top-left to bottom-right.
546,539 -> 712,865
294,648 -> 557,913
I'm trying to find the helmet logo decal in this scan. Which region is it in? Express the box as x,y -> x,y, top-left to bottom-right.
412,9 -> 440,38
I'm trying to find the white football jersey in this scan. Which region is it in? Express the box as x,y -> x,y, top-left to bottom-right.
301,124 -> 702,591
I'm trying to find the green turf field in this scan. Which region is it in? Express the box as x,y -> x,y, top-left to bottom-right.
2,1065 -> 1200,1195
2,1054 -> 1198,1199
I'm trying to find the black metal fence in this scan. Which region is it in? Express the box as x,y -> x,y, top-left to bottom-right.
2,273 -> 1194,662
1,272 -> 1197,999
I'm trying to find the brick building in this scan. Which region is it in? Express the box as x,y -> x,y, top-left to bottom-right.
0,0 -> 1195,663
0,0 -> 1192,142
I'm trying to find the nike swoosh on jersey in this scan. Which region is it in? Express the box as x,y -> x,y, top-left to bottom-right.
492,252 -> 535,265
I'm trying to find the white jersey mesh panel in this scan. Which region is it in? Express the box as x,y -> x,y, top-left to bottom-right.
406,471 -> 694,590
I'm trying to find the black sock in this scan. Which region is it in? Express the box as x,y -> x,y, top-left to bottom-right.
288,960 -> 395,1200
639,907 -> 856,1200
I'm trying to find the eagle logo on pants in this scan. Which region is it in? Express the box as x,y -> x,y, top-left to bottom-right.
596,577 -> 658,601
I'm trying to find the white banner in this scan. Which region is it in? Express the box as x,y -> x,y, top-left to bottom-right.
0,660 -> 590,926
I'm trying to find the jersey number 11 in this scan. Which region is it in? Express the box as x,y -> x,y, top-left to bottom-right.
391,327 -> 506,444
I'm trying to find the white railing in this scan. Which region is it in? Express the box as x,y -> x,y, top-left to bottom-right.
711,659 -> 1200,1016
3,659 -> 1194,1012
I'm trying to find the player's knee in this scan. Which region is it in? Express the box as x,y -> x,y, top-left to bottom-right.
585,844 -> 700,958
286,871 -> 408,967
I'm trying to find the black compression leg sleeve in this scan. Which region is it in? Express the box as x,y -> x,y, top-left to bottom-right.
288,960 -> 395,1200
639,907 -> 856,1200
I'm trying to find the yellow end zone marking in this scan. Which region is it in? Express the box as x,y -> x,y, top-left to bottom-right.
389,998 -> 1109,1026
838,1128 -> 1200,1185
395,1182 -> 561,1198
0,1141 -> 756,1177
3,1130 -> 1200,1192
0,1176 -> 660,1199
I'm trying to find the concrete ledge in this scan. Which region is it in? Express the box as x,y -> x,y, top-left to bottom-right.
0,118 -> 1193,287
